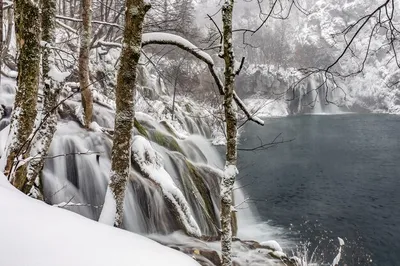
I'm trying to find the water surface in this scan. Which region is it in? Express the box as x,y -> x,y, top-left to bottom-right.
238,114 -> 400,265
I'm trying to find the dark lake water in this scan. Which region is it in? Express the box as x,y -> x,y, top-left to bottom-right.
237,114 -> 400,266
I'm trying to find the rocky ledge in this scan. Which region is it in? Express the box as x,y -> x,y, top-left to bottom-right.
155,235 -> 301,266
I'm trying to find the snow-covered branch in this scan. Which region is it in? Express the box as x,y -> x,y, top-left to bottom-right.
55,20 -> 78,35
141,32 -> 264,126
55,15 -> 122,29
142,32 -> 214,65
96,39 -> 122,49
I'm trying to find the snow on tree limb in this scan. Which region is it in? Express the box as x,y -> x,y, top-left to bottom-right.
233,93 -> 264,125
96,32 -> 264,125
96,31 -> 264,126
141,32 -> 264,126
96,39 -> 122,49
55,15 -> 122,29
142,32 -> 214,65
55,20 -> 78,35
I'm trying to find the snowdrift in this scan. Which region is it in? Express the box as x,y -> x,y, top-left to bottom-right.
0,172 -> 199,266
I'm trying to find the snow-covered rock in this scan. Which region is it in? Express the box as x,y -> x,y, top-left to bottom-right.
260,240 -> 283,252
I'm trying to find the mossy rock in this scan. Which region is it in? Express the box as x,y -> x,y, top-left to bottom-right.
150,130 -> 183,154
185,103 -> 192,113
134,119 -> 148,138
160,121 -> 177,138
185,160 -> 219,232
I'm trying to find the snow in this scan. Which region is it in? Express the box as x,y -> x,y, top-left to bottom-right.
98,186 -> 117,225
40,40 -> 50,47
89,121 -> 103,132
233,92 -> 265,125
0,172 -> 200,266
338,237 -> 344,246
48,65 -> 70,83
212,129 -> 226,146
0,125 -> 10,172
271,250 -> 287,259
260,240 -> 283,252
221,164 -> 238,197
332,237 -> 345,266
142,32 -> 214,65
224,164 -> 238,180
5,70 -> 18,78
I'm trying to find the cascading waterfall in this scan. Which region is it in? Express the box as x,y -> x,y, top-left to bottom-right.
287,74 -> 345,115
0,66 -> 346,265
40,108 -> 223,237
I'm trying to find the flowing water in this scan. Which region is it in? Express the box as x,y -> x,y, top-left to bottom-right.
237,114 -> 400,266
0,93 -> 293,265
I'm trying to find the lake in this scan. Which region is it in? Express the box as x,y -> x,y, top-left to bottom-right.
237,114 -> 400,266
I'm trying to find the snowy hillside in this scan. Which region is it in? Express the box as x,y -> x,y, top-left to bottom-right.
0,172 -> 200,266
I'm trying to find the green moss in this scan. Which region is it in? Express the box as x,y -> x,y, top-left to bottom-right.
151,130 -> 183,154
185,103 -> 192,113
134,119 -> 148,138
160,121 -> 177,138
185,161 -> 217,225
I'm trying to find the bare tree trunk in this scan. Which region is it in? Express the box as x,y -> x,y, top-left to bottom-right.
5,0 -> 41,190
79,0 -> 93,128
100,0 -> 104,21
24,0 -> 65,198
62,0 -> 66,16
99,0 -> 150,227
1,0 -> 3,86
105,0 -> 112,22
220,1 -> 238,266
3,9 -> 14,59
70,0 -> 75,19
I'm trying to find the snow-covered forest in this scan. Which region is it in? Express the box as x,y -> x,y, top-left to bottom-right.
0,0 -> 399,265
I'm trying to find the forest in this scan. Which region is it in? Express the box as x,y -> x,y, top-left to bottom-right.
0,0 -> 399,266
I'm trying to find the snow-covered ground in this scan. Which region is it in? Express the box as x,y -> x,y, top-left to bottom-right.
0,172 -> 200,266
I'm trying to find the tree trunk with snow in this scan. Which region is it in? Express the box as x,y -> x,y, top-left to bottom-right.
78,0 -> 93,128
220,1 -> 238,266
24,0 -> 66,197
100,0 -> 150,227
4,0 -> 41,190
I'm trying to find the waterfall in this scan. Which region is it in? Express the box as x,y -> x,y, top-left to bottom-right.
39,108 -> 223,237
287,74 -> 346,115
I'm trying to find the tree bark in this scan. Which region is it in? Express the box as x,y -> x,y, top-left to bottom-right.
79,0 -> 93,128
101,0 -> 150,227
25,0 -> 64,198
220,1 -> 238,266
1,0 -> 3,86
4,0 -> 41,189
